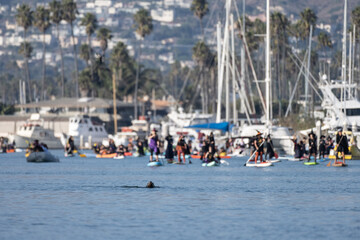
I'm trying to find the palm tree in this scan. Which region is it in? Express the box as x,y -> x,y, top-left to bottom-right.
298,8 -> 317,40
79,44 -> 92,67
16,4 -> 33,102
192,41 -> 212,113
34,6 -> 51,100
351,6 -> 360,38
49,0 -> 65,97
190,0 -> 209,39
80,13 -> 97,80
317,31 -> 332,75
271,12 -> 290,111
62,0 -> 79,98
110,42 -> 130,89
96,27 -> 112,58
133,9 -> 153,120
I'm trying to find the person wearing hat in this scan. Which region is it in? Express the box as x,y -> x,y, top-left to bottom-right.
176,134 -> 187,163
148,129 -> 160,162
307,131 -> 317,162
165,134 -> 174,163
265,135 -> 275,160
253,131 -> 265,163
336,129 -> 348,164
319,135 -> 326,160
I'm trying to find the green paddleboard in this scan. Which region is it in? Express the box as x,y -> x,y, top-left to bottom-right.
304,162 -> 319,165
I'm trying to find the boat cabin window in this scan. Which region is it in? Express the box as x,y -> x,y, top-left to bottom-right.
24,126 -> 27,130
89,127 -> 93,132
74,119 -> 78,123
345,108 -> 360,116
84,120 -> 88,124
28,126 -> 32,130
79,120 -> 83,124
100,128 -> 103,132
95,127 -> 98,132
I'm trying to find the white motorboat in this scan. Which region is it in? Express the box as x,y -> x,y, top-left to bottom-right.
8,114 -> 62,149
65,115 -> 108,148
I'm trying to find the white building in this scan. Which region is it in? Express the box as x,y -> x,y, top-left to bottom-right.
151,9 -> 174,23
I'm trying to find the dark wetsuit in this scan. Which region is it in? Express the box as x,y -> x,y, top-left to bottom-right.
165,136 -> 174,159
265,139 -> 274,159
336,134 -> 348,154
309,138 -> 317,155
319,139 -> 326,158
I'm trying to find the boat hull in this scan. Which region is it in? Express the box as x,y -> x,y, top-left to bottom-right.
26,152 -> 59,163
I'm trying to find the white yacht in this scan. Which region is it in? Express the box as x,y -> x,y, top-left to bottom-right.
64,115 -> 108,148
8,114 -> 62,149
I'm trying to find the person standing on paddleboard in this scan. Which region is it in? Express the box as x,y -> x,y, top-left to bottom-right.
265,135 -> 275,160
336,130 -> 348,164
148,129 -> 160,162
176,135 -> 187,163
319,135 -> 326,159
253,131 -> 264,163
165,134 -> 174,163
308,131 -> 317,163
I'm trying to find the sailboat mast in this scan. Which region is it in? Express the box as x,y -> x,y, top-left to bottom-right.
231,14 -> 237,123
265,0 -> 271,128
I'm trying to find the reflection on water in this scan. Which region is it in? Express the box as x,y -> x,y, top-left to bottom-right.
0,151 -> 359,240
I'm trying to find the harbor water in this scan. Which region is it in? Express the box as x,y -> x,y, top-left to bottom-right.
1,151 -> 359,240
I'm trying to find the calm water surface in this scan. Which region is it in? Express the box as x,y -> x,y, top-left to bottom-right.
0,150 -> 359,240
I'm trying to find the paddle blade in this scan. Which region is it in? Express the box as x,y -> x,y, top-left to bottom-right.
79,154 -> 86,157
326,160 -> 332,167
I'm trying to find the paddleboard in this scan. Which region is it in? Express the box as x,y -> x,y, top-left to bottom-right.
191,155 -> 230,159
332,162 -> 347,167
304,162 -> 319,165
114,155 -> 125,159
245,162 -> 273,167
202,161 -> 220,167
220,160 -> 229,165
269,159 -> 281,163
287,157 -> 304,161
173,162 -> 186,165
147,161 -> 163,167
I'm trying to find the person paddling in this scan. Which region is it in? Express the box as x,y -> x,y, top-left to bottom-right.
165,134 -> 174,163
336,129 -> 348,165
148,129 -> 160,162
265,135 -> 275,160
65,136 -> 75,155
308,131 -> 317,163
176,135 -> 187,163
253,131 -> 264,163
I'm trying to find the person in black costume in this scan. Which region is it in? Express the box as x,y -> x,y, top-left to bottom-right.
165,135 -> 174,163
66,136 -> 75,154
319,135 -> 326,159
336,130 -> 348,164
265,135 -> 275,160
308,131 -> 317,162
137,138 -> 145,156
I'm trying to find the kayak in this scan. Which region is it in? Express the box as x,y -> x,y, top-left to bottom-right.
26,152 -> 59,163
114,155 -> 124,159
96,153 -> 117,158
304,162 -> 319,165
329,154 -> 352,160
202,161 -> 220,167
191,155 -> 230,159
332,162 -> 347,167
245,161 -> 273,167
124,152 -> 132,156
6,149 -> 15,153
147,161 -> 163,167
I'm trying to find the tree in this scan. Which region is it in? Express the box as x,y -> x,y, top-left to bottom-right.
133,9 -> 153,120
271,11 -> 290,113
190,0 -> 209,39
49,0 -> 65,97
298,8 -> 317,40
34,6 -> 51,100
62,0 -> 79,98
79,44 -> 92,67
16,3 -> 33,102
351,6 -> 360,39
80,13 -> 97,81
110,42 -> 130,94
192,41 -> 213,113
96,27 -> 112,57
